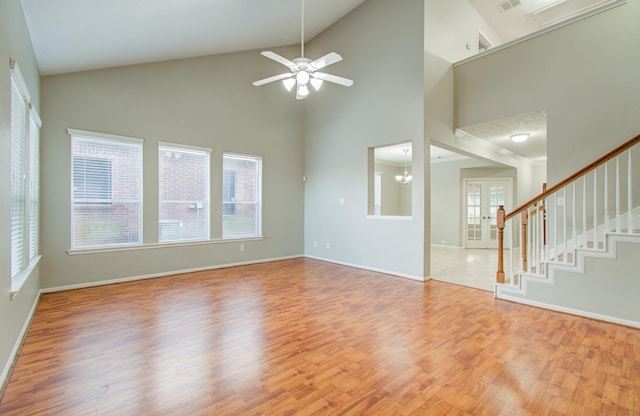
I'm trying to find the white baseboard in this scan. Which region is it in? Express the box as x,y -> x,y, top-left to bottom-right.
498,293 -> 640,329
305,255 -> 426,282
0,291 -> 41,397
41,255 -> 304,293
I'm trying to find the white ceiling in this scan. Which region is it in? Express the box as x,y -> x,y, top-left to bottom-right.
456,111 -> 547,164
374,143 -> 471,166
20,0 -> 367,75
20,0 -> 617,76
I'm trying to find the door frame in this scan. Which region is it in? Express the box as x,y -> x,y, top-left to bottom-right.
462,178 -> 513,249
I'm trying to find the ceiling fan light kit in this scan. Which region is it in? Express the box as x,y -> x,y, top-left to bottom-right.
252,0 -> 353,100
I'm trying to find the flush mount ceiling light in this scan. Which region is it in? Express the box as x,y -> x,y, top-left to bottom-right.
395,148 -> 413,185
252,0 -> 354,100
510,133 -> 530,143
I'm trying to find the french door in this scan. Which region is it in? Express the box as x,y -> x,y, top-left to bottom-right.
465,179 -> 511,249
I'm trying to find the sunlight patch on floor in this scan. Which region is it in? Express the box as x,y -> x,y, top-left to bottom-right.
429,246 -> 499,292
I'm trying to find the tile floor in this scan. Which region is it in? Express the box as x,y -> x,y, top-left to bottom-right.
429,246 -> 501,292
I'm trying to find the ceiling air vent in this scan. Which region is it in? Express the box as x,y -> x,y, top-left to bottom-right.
498,0 -> 522,12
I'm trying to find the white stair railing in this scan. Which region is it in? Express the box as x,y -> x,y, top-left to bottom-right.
496,133 -> 640,286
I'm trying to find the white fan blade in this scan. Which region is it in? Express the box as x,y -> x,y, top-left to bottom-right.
309,52 -> 343,70
260,51 -> 297,70
312,72 -> 354,87
253,73 -> 294,87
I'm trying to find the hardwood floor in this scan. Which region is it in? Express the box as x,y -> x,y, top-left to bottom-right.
1,258 -> 638,415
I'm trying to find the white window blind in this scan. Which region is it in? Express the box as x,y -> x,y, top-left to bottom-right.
158,143 -> 211,242
10,73 -> 28,278
222,153 -> 262,239
70,130 -> 143,249
28,108 -> 41,260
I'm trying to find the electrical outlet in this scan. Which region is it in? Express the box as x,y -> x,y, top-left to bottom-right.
339,198 -> 345,205
314,241 -> 318,247
326,242 -> 330,249
557,197 -> 565,206
240,244 -> 245,252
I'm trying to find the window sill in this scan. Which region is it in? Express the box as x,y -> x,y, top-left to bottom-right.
10,255 -> 41,300
67,236 -> 264,256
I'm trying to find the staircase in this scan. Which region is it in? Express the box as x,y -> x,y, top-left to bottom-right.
494,133 -> 640,327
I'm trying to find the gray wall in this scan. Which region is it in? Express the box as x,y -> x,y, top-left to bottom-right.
454,1 -> 640,320
304,0 -> 426,278
40,48 -> 305,289
509,241 -> 640,323
454,1 -> 640,184
0,0 -> 42,390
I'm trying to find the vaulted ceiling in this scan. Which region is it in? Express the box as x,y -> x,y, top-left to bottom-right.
20,0 -> 367,75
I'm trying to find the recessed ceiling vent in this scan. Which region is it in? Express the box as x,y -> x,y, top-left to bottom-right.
498,0 -> 522,12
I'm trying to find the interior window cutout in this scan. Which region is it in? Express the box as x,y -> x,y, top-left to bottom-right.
368,142 -> 412,217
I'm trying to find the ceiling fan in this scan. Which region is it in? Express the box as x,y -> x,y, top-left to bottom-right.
252,0 -> 354,100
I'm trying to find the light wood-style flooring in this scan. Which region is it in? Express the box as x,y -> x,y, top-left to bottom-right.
1,258 -> 638,415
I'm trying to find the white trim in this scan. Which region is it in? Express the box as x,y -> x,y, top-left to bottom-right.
305,255 -> 426,282
0,291 -> 40,395
28,104 -> 42,128
477,29 -> 492,54
158,141 -> 212,154
67,128 -> 144,145
454,0 -> 628,67
43,254 -> 303,293
497,294 -> 640,329
10,256 -> 41,299
10,61 -> 31,102
366,215 -> 414,221
67,236 -> 265,255
223,152 -> 262,161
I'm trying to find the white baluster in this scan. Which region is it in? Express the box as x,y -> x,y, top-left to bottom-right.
508,221 -> 514,284
628,150 -> 634,234
540,197 -> 545,272
554,193 -> 558,261
572,182 -> 577,251
582,177 -> 587,247
563,188 -> 568,263
604,162 -> 610,233
528,206 -> 533,273
532,205 -> 537,273
616,156 -> 621,233
593,170 -> 598,248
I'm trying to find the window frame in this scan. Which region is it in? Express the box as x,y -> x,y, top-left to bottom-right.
222,153 -> 263,239
68,129 -> 144,251
158,142 -> 211,243
10,60 -> 42,296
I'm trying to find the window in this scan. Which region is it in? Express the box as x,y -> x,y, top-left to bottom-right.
28,111 -> 41,260
10,60 -> 41,284
222,154 -> 262,238
69,129 -> 143,249
158,143 -> 211,242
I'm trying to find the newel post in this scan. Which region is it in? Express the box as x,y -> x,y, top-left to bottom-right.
496,205 -> 505,284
